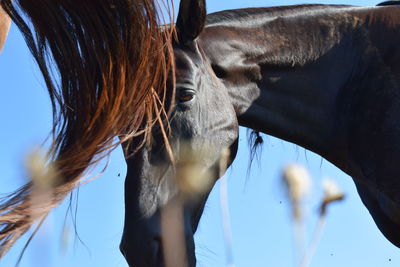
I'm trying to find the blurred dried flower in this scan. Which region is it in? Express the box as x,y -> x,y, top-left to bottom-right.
282,163 -> 311,221
160,195 -> 188,267
61,223 -> 71,253
219,148 -> 231,177
283,164 -> 311,202
175,144 -> 213,196
320,178 -> 345,216
219,148 -> 235,267
25,148 -> 58,189
176,161 -> 212,195
299,179 -> 345,267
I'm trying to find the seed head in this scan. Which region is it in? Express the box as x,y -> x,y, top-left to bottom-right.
26,148 -> 58,189
320,178 -> 345,216
282,164 -> 311,220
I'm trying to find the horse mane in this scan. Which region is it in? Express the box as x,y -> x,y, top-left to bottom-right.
377,1 -> 400,6
205,4 -> 350,27
247,130 -> 264,172
0,0 -> 175,258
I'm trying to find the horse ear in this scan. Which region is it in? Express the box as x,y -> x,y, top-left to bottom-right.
176,0 -> 206,44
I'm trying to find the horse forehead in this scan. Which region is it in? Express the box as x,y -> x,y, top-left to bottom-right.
174,46 -> 204,76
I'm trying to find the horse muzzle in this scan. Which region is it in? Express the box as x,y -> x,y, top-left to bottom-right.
120,206 -> 196,267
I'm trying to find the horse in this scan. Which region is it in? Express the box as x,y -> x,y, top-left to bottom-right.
119,1 -> 400,266
2,0 -> 400,266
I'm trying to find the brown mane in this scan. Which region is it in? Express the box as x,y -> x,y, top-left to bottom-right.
0,0 -> 175,257
0,5 -> 10,51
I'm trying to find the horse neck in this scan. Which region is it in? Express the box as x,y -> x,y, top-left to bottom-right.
199,5 -> 400,176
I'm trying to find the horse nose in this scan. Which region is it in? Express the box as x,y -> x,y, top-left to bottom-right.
120,219 -> 195,267
120,232 -> 163,267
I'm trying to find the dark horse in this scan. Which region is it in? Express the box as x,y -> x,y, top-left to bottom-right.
120,1 -> 400,266
2,0 -> 400,266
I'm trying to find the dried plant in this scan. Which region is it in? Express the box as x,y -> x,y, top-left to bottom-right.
219,148 -> 235,267
26,149 -> 58,190
160,195 -> 188,267
283,165 -> 345,267
175,145 -> 214,197
319,179 -> 345,216
282,164 -> 312,221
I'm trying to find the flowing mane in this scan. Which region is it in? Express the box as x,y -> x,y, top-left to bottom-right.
0,0 -> 175,257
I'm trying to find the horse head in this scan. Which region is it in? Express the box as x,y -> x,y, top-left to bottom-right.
119,1 -> 238,266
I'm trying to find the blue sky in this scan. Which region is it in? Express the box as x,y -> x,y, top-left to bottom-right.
1,1 -> 400,267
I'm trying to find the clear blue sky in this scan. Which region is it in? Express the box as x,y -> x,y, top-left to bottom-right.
1,1 -> 399,267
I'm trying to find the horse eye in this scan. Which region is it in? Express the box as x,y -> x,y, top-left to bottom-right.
178,89 -> 195,103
